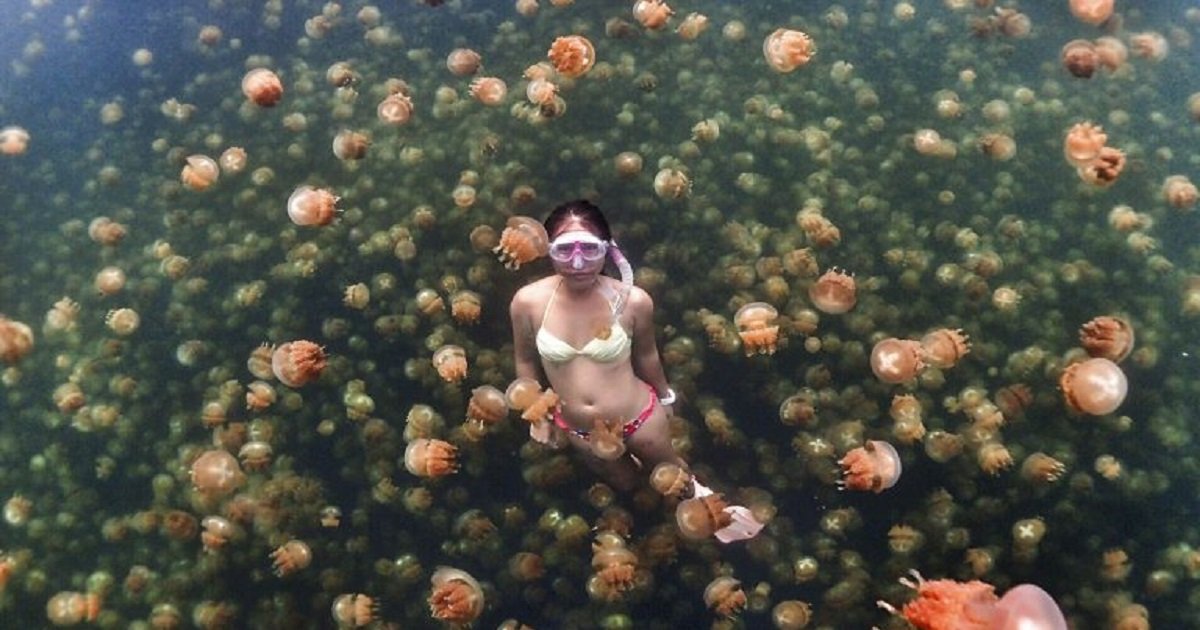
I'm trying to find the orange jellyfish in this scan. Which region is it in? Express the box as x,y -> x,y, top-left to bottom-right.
1079,316 -> 1134,362
733,302 -> 780,356
547,35 -> 596,78
468,77 -> 507,105
1094,36 -> 1128,72
428,567 -> 484,624
1061,39 -> 1098,78
588,419 -> 627,461
181,154 -> 219,191
763,28 -> 815,73
46,591 -> 101,626
525,78 -> 558,107
1069,0 -> 1113,26
450,290 -> 482,325
331,130 -> 370,161
0,126 -> 31,156
493,216 -> 550,269
271,340 -> 327,387
704,576 -> 747,618
466,385 -> 508,427
432,344 -> 468,383
404,438 -> 459,477
0,316 -> 35,364
445,48 -> 482,76
919,328 -> 971,369
649,462 -> 692,497
1077,146 -> 1125,187
809,268 -> 857,314
839,440 -> 902,492
241,68 -> 284,107
270,539 -> 312,577
878,571 -> 1067,630
200,516 -> 237,551
632,0 -> 674,30
870,338 -> 924,384
190,449 -> 246,499
1063,122 -> 1107,168
675,494 -> 732,540
331,594 -> 377,628
377,93 -> 414,125
588,531 -> 638,601
1060,357 -> 1127,415
219,147 -> 247,174
287,185 -> 339,227
1163,175 -> 1198,210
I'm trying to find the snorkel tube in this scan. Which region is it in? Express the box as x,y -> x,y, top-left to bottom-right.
608,240 -> 634,317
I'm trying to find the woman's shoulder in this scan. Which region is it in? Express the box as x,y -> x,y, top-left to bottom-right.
511,276 -> 557,310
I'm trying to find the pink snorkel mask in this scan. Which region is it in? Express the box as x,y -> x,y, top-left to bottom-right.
547,229 -> 634,316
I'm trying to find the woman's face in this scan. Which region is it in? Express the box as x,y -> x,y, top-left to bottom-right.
549,218 -> 607,281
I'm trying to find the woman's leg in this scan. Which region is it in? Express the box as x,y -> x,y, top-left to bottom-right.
567,433 -> 641,492
624,406 -> 686,477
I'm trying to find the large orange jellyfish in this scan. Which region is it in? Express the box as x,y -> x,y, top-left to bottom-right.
547,35 -> 596,78
839,440 -> 902,492
428,567 -> 484,624
493,216 -> 549,269
763,28 -> 815,73
270,341 -> 327,387
878,571 -> 1067,630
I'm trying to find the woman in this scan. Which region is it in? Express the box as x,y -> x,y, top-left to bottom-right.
509,199 -> 680,491
508,200 -> 764,543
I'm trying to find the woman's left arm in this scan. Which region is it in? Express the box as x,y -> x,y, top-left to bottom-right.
628,287 -> 672,401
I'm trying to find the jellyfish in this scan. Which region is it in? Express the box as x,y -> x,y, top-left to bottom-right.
733,302 -> 780,355
547,35 -> 596,78
1060,357 -> 1128,415
838,440 -> 902,492
763,28 -> 815,73
404,438 -> 459,477
431,344 -> 468,383
241,68 -> 284,107
878,571 -> 1067,630
428,567 -> 484,624
493,216 -> 550,269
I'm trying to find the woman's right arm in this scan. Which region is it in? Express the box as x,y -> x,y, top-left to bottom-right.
510,288 -> 542,382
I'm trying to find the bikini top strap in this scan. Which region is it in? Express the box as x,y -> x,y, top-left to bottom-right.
539,278 -> 564,328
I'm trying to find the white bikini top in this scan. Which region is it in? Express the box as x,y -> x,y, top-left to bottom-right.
535,280 -> 631,363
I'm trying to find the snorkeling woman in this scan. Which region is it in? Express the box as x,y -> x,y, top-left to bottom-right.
508,199 -> 762,542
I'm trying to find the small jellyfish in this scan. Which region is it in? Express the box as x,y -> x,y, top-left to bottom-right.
219,147 -> 247,174
377,93 -> 414,125
547,35 -> 596,78
105,308 -> 140,336
238,441 -> 273,471
468,77 -> 507,105
809,268 -> 857,314
870,338 -> 924,384
287,185 -> 340,227
653,167 -> 691,199
200,516 -> 236,551
1079,316 -> 1134,362
331,594 -> 377,628
270,539 -> 312,577
650,462 -> 692,497
181,154 -> 219,191
1063,122 -> 1107,168
1069,0 -> 1113,26
450,290 -> 482,325
445,48 -> 482,76
428,567 -> 484,624
1060,357 -> 1127,415
1162,175 -> 1198,210
704,576 -> 747,618
0,317 -> 34,364
404,438 -> 459,477
46,591 -> 100,626
331,129 -> 370,161
0,126 -> 30,156
588,531 -> 638,602
242,68 -> 284,107
762,28 -> 815,73
493,216 -> 550,269
466,385 -> 508,427
632,0 -> 674,30
839,440 -> 902,492
271,340 -> 327,387
675,494 -> 732,540
733,302 -> 780,356
190,449 -> 246,498
1076,146 -> 1125,187
432,344 -> 468,383
588,419 -> 627,461
1061,39 -> 1098,78
920,328 -> 971,369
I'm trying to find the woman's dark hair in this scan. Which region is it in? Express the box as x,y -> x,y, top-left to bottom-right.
543,199 -> 612,241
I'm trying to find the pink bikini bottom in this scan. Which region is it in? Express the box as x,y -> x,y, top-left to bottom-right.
552,384 -> 656,440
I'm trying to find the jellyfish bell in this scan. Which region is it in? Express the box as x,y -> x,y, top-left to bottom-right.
762,28 -> 815,73
331,129 -> 369,160
1069,0 -> 1113,26
1079,316 -> 1134,362
404,438 -> 459,477
733,302 -> 780,355
809,268 -> 857,314
446,48 -> 482,76
632,0 -> 674,30
190,449 -> 246,498
181,154 -> 219,191
431,344 -> 468,383
871,338 -> 924,384
879,572 -> 1066,630
377,93 -> 414,125
287,186 -> 340,227
271,340 -> 327,387
241,68 -> 284,107
0,126 -> 31,155
269,539 -> 312,577
428,566 -> 484,624
839,440 -> 902,492
468,77 -> 507,105
1060,357 -> 1127,415
493,216 -> 549,269
649,462 -> 691,497
1061,39 -> 1098,78
547,35 -> 596,78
